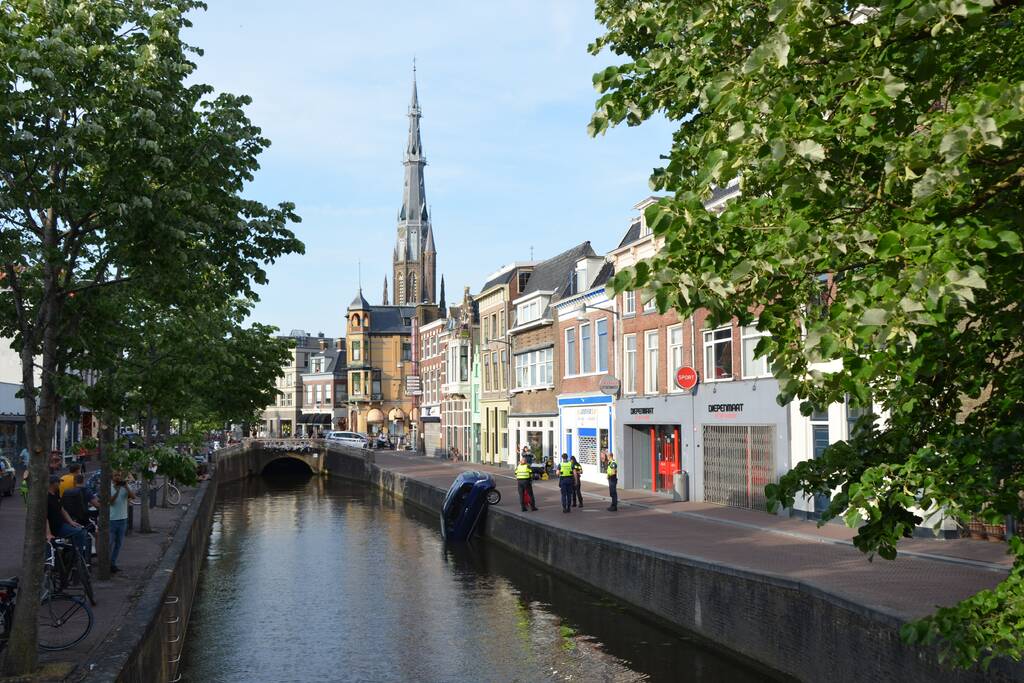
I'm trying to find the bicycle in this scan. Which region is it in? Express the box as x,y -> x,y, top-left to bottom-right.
128,477 -> 181,506
0,575 -> 94,652
47,538 -> 95,608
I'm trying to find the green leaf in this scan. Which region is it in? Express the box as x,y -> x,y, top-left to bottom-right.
792,139 -> 825,162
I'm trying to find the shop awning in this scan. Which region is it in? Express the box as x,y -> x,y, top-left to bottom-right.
366,408 -> 385,424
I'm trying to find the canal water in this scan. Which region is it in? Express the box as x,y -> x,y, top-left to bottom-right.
179,468 -> 774,682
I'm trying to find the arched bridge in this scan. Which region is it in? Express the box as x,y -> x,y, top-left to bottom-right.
215,439 -> 327,479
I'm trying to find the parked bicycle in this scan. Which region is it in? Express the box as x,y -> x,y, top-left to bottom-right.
128,476 -> 181,506
46,538 -> 95,608
0,572 -> 94,652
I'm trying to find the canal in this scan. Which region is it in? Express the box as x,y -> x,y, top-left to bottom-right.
179,466 -> 776,682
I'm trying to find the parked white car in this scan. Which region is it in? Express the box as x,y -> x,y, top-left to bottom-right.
325,431 -> 369,449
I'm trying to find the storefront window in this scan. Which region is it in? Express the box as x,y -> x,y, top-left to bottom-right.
703,327 -> 733,380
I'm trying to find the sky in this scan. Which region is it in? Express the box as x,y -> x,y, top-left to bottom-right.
184,1 -> 674,337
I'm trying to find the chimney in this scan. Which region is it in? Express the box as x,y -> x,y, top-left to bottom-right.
336,338 -> 344,352
319,338 -> 327,351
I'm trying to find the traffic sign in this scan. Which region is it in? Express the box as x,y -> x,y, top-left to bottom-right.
675,366 -> 698,391
597,375 -> 621,396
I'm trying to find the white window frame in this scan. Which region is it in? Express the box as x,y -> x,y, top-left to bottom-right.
623,291 -> 636,316
596,318 -> 609,373
668,324 -> 684,392
644,330 -> 659,394
314,385 -> 322,404
703,326 -> 734,382
564,327 -> 577,377
624,334 -> 637,395
579,321 -> 592,374
324,384 -> 331,402
514,348 -> 553,390
643,295 -> 657,313
741,324 -> 773,379
305,385 -> 313,405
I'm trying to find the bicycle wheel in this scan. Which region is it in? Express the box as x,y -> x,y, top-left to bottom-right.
37,594 -> 93,650
72,550 -> 96,606
166,483 -> 181,506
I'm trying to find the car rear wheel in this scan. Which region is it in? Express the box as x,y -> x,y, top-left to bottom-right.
485,488 -> 501,505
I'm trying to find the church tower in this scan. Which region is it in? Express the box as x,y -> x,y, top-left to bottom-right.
393,66 -> 437,305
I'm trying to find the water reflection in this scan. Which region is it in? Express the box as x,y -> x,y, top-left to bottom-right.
179,472 -> 775,682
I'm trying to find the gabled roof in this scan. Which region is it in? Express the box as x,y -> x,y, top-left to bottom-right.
522,241 -> 596,300
367,305 -> 418,335
616,219 -> 642,249
348,289 -> 370,310
480,268 -> 516,293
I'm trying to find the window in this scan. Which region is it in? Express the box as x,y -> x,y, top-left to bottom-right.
306,385 -> 313,405
643,295 -> 657,313
645,330 -> 659,394
703,327 -> 733,381
741,325 -> 772,378
624,334 -> 637,394
811,407 -> 831,513
402,342 -> 412,362
499,313 -> 505,337
313,359 -> 322,373
623,291 -> 636,316
596,318 -> 609,373
580,322 -> 592,374
846,399 -> 869,439
351,373 -> 362,395
564,328 -> 577,376
314,385 -> 322,404
518,271 -> 531,292
409,273 -> 418,303
460,345 -> 469,382
351,341 -> 361,362
668,325 -> 684,390
499,350 -> 507,389
324,384 -> 331,402
484,353 -> 492,391
517,299 -> 541,324
514,348 -> 553,389
372,370 -> 381,397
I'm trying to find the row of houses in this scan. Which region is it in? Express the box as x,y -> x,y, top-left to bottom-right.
407,192 -> 865,520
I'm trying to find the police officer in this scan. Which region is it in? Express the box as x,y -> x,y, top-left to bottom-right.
606,452 -> 619,511
558,454 -> 574,513
515,457 -> 538,512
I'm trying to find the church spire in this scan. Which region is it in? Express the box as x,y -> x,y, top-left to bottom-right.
393,63 -> 436,306
382,276 -> 389,306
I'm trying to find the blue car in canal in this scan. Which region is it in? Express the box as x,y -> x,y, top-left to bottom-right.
441,471 -> 501,542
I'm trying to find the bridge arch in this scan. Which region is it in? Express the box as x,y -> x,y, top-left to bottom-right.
260,455 -> 316,476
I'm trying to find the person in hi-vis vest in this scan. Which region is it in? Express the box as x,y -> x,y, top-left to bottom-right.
515,457 -> 537,512
606,452 -> 619,511
558,454 -> 574,513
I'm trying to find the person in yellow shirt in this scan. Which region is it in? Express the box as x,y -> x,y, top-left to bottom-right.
59,463 -> 81,496
558,454 -> 574,513
514,457 -> 538,512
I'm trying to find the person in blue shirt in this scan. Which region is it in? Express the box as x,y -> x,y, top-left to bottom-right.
108,470 -> 136,573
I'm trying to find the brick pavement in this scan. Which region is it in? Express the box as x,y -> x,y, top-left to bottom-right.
0,483 -> 196,675
369,451 -> 1012,621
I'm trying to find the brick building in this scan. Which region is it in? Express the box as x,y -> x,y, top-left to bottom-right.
474,262 -> 534,465
508,243 -> 596,467
418,317 -> 446,456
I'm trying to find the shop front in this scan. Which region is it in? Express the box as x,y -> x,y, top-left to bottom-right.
615,380 -> 789,509
509,414 -> 556,465
557,394 -> 613,483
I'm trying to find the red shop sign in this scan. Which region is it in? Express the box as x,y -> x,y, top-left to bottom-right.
675,366 -> 698,391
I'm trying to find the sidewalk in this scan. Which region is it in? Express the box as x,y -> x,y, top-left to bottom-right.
371,452 -> 1012,621
0,485 -> 197,675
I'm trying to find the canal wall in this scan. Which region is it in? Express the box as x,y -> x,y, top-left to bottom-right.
318,445 -> 1021,683
82,478 -> 217,683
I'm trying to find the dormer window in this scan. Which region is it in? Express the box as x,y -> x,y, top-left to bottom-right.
517,299 -> 542,324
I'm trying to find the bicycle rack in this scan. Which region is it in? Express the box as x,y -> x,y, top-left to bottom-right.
165,595 -> 183,682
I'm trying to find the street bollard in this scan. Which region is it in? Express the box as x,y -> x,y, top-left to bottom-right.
673,470 -> 690,502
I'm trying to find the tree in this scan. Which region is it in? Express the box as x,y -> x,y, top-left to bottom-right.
591,0 -> 1023,668
0,1 -> 302,674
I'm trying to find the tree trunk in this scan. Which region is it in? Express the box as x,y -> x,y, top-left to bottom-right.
95,418 -> 115,581
3,277 -> 62,675
139,407 -> 154,533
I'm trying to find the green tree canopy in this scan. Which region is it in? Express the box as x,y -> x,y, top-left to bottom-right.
0,1 -> 302,673
592,0 -> 1023,668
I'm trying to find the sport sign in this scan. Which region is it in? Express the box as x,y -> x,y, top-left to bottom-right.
675,366 -> 698,391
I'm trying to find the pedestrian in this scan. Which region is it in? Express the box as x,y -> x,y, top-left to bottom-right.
606,452 -> 619,511
558,453 -> 574,513
515,457 -> 537,512
46,475 -> 87,557
522,445 -> 533,465
570,456 -> 583,508
17,446 -> 29,481
48,450 -> 62,475
62,473 -> 99,562
108,470 -> 136,573
59,462 -> 81,496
